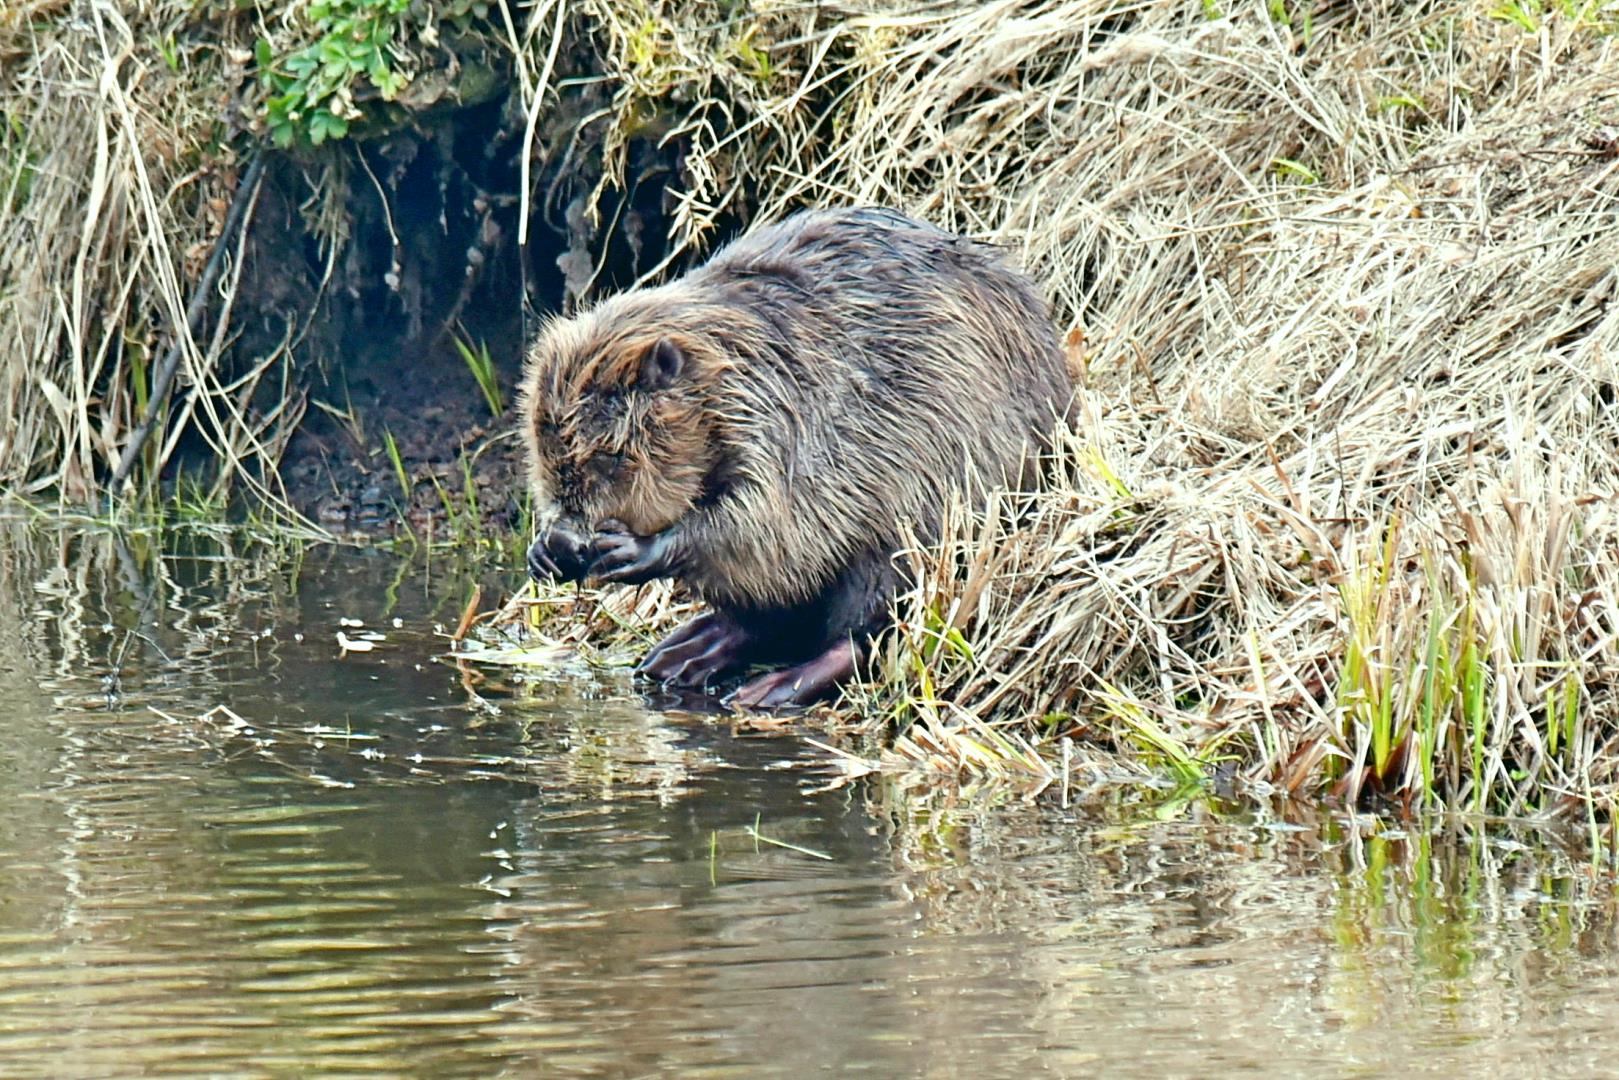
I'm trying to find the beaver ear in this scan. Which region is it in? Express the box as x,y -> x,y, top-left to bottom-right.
638,338 -> 684,390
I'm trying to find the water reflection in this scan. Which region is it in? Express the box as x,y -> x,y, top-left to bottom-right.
0,518 -> 1615,1076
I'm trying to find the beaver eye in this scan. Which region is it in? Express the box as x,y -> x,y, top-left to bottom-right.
588,451 -> 623,477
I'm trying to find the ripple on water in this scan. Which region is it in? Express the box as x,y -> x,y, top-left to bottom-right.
0,525 -> 1616,1076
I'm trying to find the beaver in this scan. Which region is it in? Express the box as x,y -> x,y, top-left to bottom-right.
520,207 -> 1072,707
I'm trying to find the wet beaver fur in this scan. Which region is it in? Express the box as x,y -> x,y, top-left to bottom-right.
520,207 -> 1072,707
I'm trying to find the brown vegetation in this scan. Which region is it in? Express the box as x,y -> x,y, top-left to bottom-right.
499,1 -> 1619,820
6,1 -> 1619,818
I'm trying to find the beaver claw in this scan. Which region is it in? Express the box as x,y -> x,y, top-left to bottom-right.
589,521 -> 679,586
729,639 -> 857,709
639,613 -> 751,689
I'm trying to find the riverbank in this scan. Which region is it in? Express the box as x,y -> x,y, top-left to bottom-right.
6,2 -> 1619,819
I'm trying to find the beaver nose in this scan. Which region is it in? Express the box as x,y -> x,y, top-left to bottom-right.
531,521 -> 593,583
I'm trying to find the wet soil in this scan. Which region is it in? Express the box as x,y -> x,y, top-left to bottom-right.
250,87 -> 691,540
278,328 -> 529,537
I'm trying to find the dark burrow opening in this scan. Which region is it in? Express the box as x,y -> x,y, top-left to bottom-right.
205,81 -> 732,541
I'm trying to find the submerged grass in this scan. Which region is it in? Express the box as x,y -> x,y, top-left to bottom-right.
9,1 -> 1619,824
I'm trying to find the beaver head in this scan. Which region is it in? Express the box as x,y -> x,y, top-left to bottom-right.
518,298 -> 722,581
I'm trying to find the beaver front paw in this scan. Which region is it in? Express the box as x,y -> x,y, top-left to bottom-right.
588,520 -> 680,586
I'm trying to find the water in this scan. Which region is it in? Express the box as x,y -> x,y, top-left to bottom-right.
2,521 -> 1617,1077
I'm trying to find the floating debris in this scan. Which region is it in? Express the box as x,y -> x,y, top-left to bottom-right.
336,631 -> 375,654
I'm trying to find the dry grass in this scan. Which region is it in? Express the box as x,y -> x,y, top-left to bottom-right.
8,0 -> 1619,818
817,2 -> 1619,817
0,2 -> 310,520
491,0 -> 1619,818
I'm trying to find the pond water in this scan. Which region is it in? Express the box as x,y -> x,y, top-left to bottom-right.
2,520 -> 1618,1077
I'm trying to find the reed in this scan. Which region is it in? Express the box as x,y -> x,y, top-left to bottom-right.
454,336 -> 505,419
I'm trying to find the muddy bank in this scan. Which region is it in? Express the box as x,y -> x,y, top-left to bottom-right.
276,337 -> 527,536
238,74 -> 708,536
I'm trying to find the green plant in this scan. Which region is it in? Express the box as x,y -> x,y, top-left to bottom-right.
257,0 -> 416,149
1487,0 -> 1619,32
458,451 -> 482,526
920,604 -> 973,665
1334,525 -> 1515,811
1490,0 -> 1542,31
381,428 -> 411,501
1377,93 -> 1426,113
1270,157 -> 1320,184
728,26 -> 773,82
744,813 -> 832,861
1266,0 -> 1315,44
425,452 -> 490,550
1,113 -> 36,215
1098,682 -> 1219,788
429,475 -> 471,543
1336,520 -> 1412,796
454,335 -> 505,417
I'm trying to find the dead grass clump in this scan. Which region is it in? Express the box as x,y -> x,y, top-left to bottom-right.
803,4 -> 1619,816
0,3 -> 315,517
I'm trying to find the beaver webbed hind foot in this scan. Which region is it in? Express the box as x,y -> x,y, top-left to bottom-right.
639,613 -> 752,689
729,639 -> 857,709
